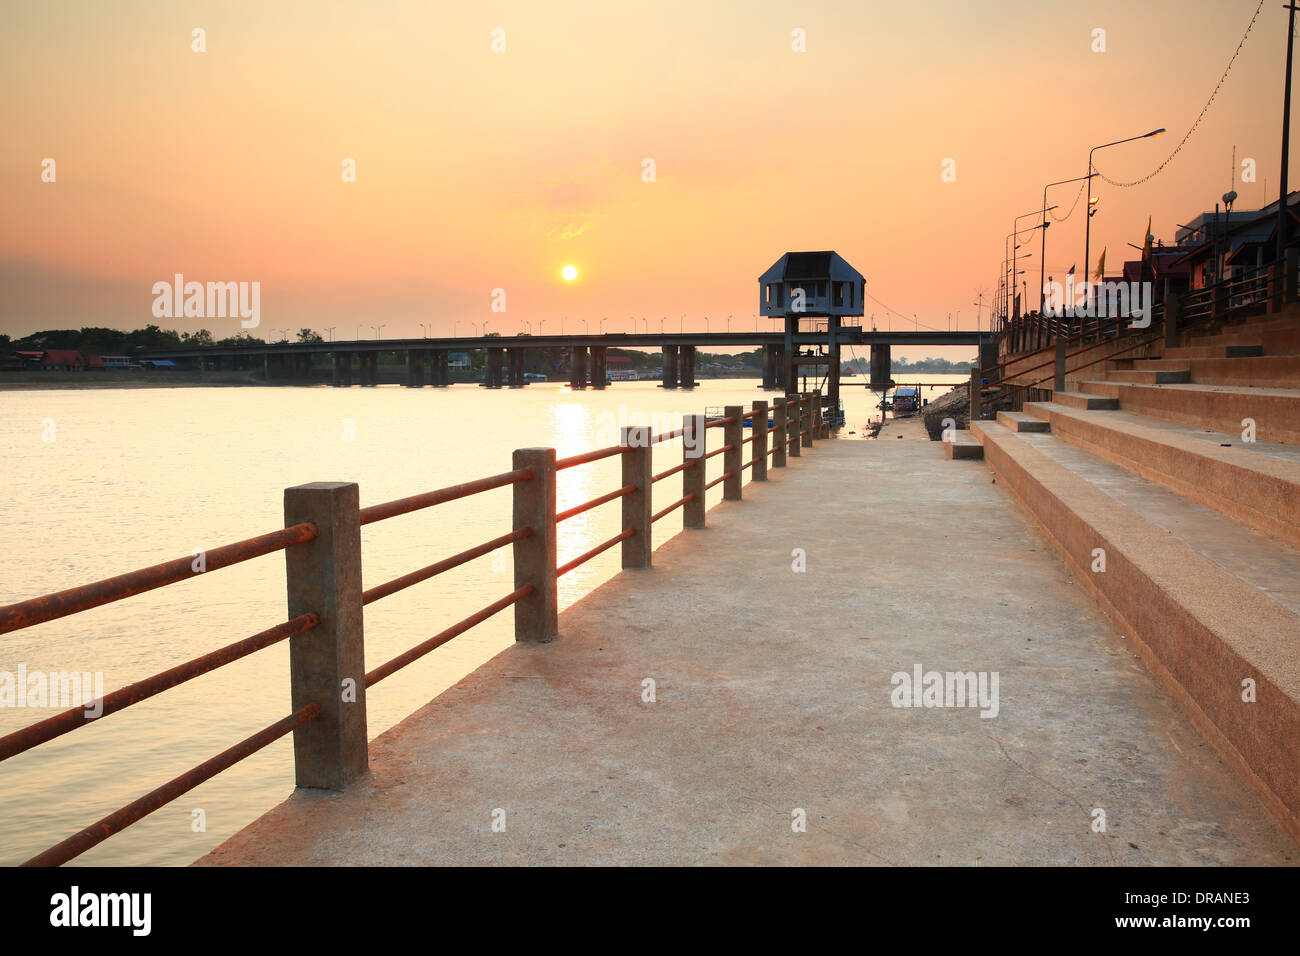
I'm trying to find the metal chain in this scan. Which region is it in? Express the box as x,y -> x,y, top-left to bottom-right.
1050,180 -> 1087,222
1095,0 -> 1264,188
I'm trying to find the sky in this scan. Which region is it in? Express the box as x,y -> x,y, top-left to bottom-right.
0,0 -> 1292,359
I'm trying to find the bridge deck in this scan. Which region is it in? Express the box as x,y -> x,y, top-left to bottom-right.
198,421 -> 1294,866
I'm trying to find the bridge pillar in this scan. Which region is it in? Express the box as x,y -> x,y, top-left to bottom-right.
783,316 -> 799,393
661,345 -> 679,389
264,354 -> 273,380
680,345 -> 696,389
827,317 -> 841,427
591,346 -> 606,389
486,347 -> 504,388
364,352 -> 378,387
508,348 -> 525,388
568,346 -> 587,389
405,350 -> 424,387
869,343 -> 892,391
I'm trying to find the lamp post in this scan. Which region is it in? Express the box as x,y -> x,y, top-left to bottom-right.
325,327 -> 336,342
1278,0 -> 1297,265
371,324 -> 385,340
419,322 -> 428,338
1040,176 -> 1093,313
1084,129 -> 1166,303
1010,208 -> 1050,320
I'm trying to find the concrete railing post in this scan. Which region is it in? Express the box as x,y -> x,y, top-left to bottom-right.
723,405 -> 743,501
751,400 -> 769,481
772,398 -> 788,468
620,426 -> 652,569
512,448 -> 558,643
1054,336 -> 1066,394
801,393 -> 814,448
1165,296 -> 1181,350
969,368 -> 982,423
284,482 -> 368,790
787,394 -> 802,458
683,413 -> 706,529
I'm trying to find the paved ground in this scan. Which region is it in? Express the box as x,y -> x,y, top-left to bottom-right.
199,421 -> 1296,865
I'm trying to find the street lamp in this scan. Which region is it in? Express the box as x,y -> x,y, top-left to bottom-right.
582,319 -> 589,334
538,319 -> 546,334
371,324 -> 385,340
1039,176 -> 1093,312
1084,128 -> 1165,299
325,327 -> 336,342
419,322 -> 428,338
704,316 -> 710,333
726,313 -> 733,333
599,316 -> 607,333
453,320 -> 460,337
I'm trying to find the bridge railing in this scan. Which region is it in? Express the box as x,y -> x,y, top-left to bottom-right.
0,392 -> 828,866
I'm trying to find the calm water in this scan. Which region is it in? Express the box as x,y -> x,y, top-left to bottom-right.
0,375 -> 961,865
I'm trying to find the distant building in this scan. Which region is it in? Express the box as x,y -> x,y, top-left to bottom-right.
758,251 -> 865,318
39,350 -> 85,371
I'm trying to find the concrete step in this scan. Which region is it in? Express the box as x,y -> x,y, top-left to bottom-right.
971,419 -> 1300,843
1051,390 -> 1119,410
942,429 -> 983,459
1260,327 -> 1300,355
996,411 -> 1050,433
1163,344 -> 1265,360
1191,316 -> 1299,347
1022,401 -> 1300,548
1106,368 -> 1191,385
1078,380 -> 1300,445
1180,355 -> 1300,388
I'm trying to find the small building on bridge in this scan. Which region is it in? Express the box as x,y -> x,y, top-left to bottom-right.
757,250 -> 866,408
758,251 -> 864,319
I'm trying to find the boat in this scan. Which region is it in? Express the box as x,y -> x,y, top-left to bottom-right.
892,386 -> 920,417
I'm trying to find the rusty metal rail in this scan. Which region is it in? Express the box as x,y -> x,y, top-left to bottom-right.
0,523 -> 318,635
365,586 -> 533,688
362,528 -> 532,606
704,472 -> 733,491
22,702 -> 321,867
359,468 -> 532,525
556,485 -> 636,524
652,460 -> 695,483
557,529 -> 635,577
0,612 -> 319,763
556,445 -> 625,471
651,493 -> 695,523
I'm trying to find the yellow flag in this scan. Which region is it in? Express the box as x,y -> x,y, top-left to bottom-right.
1093,247 -> 1107,281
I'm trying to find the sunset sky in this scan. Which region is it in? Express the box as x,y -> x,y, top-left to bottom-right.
0,0 -> 1290,357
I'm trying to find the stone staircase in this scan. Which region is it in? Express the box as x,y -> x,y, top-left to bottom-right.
948,307 -> 1300,844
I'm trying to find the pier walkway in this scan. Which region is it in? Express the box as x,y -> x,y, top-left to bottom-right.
200,421 -> 1293,866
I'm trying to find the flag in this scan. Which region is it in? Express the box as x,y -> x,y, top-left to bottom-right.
1141,216 -> 1153,264
1093,248 -> 1107,281
1067,264 -> 1075,277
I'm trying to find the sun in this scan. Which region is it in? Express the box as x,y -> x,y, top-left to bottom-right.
561,265 -> 578,281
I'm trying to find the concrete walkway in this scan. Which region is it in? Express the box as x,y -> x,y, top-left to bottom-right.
199,423 -> 1296,866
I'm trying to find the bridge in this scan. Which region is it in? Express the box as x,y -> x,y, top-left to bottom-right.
138,327 -> 991,413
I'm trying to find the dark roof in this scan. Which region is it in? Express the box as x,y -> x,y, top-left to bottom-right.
783,252 -> 834,280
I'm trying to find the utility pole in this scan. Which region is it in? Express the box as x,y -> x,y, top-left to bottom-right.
1278,0 -> 1298,264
